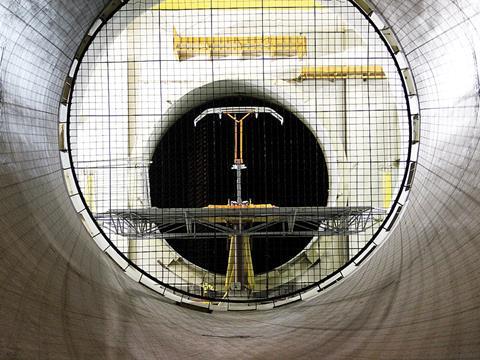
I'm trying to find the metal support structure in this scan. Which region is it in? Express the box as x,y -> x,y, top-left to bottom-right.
95,206 -> 382,239
96,205 -> 381,295
193,107 -> 284,127
172,26 -> 307,61
224,111 -> 252,204
191,107 -> 285,292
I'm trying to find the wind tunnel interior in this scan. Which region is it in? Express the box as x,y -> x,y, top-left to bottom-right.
1,0 -> 480,359
149,96 -> 328,275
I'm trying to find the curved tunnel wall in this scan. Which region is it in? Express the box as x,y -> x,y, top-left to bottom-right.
0,0 -> 479,358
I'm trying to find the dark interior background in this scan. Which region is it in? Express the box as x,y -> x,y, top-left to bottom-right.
150,97 -> 329,274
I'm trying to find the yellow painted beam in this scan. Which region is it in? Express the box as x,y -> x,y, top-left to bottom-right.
383,170 -> 392,208
85,173 -> 96,212
224,236 -> 255,292
243,236 -> 255,290
205,204 -> 277,223
225,236 -> 235,291
154,0 -> 318,11
299,65 -> 386,80
206,204 -> 276,209
174,27 -> 307,60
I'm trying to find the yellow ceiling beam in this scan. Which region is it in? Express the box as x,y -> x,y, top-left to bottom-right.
299,65 -> 387,80
383,170 -> 392,209
174,27 -> 307,60
154,0 -> 318,11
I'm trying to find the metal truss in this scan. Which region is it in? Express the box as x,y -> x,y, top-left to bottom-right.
193,106 -> 284,127
95,206 -> 384,239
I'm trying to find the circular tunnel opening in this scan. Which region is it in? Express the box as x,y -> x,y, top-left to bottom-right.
149,97 -> 329,274
66,0 -> 414,304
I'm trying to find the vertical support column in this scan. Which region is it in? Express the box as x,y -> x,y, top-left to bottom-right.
225,232 -> 255,292
127,18 -> 139,263
236,167 -> 242,204
239,118 -> 244,164
84,171 -> 96,213
233,232 -> 244,289
127,23 -> 138,160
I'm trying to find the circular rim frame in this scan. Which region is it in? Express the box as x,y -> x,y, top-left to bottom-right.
58,0 -> 421,311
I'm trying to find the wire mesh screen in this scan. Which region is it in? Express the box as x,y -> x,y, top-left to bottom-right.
67,0 -> 411,303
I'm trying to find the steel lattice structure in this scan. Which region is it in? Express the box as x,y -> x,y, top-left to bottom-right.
95,206 -> 383,239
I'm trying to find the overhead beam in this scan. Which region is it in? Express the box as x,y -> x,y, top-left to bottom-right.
154,0 -> 318,11
95,206 -> 382,238
298,65 -> 386,81
193,107 -> 284,127
173,27 -> 307,61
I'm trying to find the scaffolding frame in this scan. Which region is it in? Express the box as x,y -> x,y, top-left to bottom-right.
95,206 -> 382,239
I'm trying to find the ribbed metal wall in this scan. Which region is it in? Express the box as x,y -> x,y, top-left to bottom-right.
0,0 -> 479,358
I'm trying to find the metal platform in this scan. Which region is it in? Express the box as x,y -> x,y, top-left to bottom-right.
95,206 -> 383,239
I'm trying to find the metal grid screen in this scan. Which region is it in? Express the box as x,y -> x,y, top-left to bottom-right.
67,0 -> 411,303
